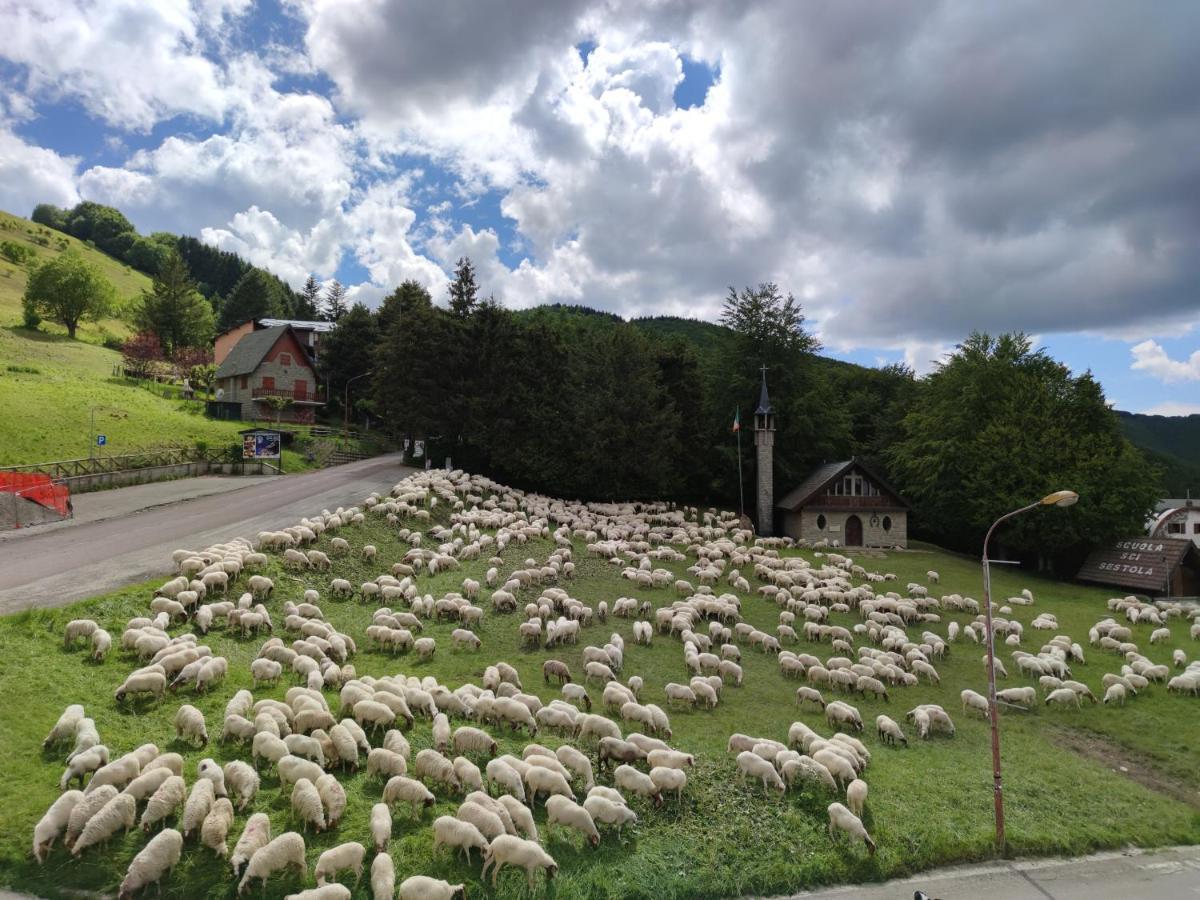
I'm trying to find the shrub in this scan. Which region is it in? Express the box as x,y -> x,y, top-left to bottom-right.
0,240 -> 34,265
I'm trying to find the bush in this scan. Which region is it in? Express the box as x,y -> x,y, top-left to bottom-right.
21,296 -> 40,330
0,240 -> 34,265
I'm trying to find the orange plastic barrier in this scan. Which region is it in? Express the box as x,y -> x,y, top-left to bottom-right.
0,472 -> 71,517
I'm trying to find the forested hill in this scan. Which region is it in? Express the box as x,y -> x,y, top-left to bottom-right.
1115,411 -> 1200,495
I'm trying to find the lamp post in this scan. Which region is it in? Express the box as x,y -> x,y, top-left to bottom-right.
343,370 -> 374,434
981,489 -> 1078,855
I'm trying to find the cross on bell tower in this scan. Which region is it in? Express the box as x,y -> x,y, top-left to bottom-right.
754,365 -> 775,535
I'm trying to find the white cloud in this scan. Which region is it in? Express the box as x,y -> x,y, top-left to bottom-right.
0,130 -> 80,215
1130,340 -> 1200,384
2,0 -> 236,131
1140,401 -> 1200,417
200,205 -> 344,286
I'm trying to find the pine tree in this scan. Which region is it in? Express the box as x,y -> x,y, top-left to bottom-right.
296,275 -> 322,320
217,268 -> 285,332
323,279 -> 348,322
133,249 -> 214,355
448,256 -> 479,317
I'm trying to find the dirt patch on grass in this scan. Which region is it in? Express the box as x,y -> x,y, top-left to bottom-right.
1050,728 -> 1200,808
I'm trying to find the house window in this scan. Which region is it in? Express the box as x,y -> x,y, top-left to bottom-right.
1167,521 -> 1184,534
882,516 -> 892,532
262,376 -> 275,391
1194,522 -> 1200,534
816,514 -> 827,530
239,376 -> 248,389
280,353 -> 292,366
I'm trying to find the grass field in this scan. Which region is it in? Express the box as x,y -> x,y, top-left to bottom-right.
0,209 -> 314,470
0,487 -> 1196,900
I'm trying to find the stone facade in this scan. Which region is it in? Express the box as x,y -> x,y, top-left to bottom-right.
755,427 -> 774,536
782,508 -> 907,548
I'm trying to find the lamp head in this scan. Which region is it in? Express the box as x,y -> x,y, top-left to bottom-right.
1040,490 -> 1078,508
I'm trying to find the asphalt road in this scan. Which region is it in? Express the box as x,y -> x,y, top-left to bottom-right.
774,845 -> 1200,900
0,454 -> 415,614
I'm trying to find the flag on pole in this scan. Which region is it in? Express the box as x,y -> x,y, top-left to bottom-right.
732,407 -> 741,433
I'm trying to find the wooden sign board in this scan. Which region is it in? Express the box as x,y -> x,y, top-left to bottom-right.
1076,537 -> 1194,593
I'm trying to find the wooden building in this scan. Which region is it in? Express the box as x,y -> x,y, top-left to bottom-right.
776,458 -> 910,548
1077,536 -> 1200,597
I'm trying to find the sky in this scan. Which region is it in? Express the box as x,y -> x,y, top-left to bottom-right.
1,0 -> 1198,415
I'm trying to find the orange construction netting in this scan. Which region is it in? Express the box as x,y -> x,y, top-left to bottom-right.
0,472 -> 71,517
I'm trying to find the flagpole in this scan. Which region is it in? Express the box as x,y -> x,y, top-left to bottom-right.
736,410 -> 745,519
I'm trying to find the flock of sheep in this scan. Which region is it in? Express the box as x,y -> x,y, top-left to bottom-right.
33,468 -> 1200,898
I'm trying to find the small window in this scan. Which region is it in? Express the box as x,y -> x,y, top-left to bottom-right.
262,376 -> 275,390
1167,521 -> 1185,534
882,515 -> 892,532
816,514 -> 827,530
1194,522 -> 1200,534
239,375 -> 248,389
280,353 -> 292,366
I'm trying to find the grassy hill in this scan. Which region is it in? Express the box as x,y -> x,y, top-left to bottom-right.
0,486 -> 1195,899
0,210 -> 262,467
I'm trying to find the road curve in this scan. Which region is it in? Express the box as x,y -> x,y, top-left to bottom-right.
0,454 -> 415,614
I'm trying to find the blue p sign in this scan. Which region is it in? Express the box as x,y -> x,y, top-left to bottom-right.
96,434 -> 107,446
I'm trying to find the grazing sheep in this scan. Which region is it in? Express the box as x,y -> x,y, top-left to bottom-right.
60,744 -> 110,789
1045,688 -> 1082,709
291,778 -> 325,833
453,726 -> 498,757
140,775 -> 186,831
73,793 -> 137,856
43,704 -> 86,748
736,751 -> 786,797
230,813 -> 271,879
875,715 -> 907,745
524,766 -> 576,805
223,761 -> 259,810
174,705 -> 208,746
1103,683 -> 1127,705
432,816 -> 489,863
497,794 -> 538,841
367,747 -> 408,779
556,745 -> 595,789
961,689 -> 990,716
278,755 -> 324,788
545,795 -> 600,847
481,834 -> 558,890
285,888 -> 350,900
66,785 -> 116,848
584,794 -> 638,833
118,827 -> 183,900
613,764 -> 663,805
382,775 -> 436,814
33,790 -> 83,863
316,774 -> 347,828
398,876 -> 466,900
238,832 -> 307,895
181,779 -> 215,839
200,798 -> 235,857
315,841 -> 366,886
846,779 -> 868,818
371,852 -> 395,900
649,766 -> 687,800
371,803 -> 392,851
828,801 -> 876,854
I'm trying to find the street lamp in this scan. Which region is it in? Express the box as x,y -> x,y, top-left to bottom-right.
981,489 -> 1078,855
343,370 -> 374,433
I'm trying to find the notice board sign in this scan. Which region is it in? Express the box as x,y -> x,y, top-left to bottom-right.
242,431 -> 281,459
1076,537 -> 1193,593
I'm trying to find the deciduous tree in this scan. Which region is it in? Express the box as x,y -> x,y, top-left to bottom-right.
22,251 -> 117,339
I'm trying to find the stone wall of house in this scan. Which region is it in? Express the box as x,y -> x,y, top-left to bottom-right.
783,508 -> 907,548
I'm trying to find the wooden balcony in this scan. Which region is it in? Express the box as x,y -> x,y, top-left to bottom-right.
252,386 -> 325,404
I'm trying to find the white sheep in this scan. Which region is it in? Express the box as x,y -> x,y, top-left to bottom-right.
315,841 -> 366,885
118,827 -> 183,899
1103,683 -> 1127,705
64,619 -> 99,647
398,876 -> 466,900
60,744 -> 110,789
382,775 -> 435,814
278,755 -> 325,788
846,778 -> 868,818
174,705 -> 208,746
583,795 -> 637,833
230,813 -> 271,879
200,798 -> 235,857
285,888 -> 350,900
43,704 -> 86,748
875,715 -> 907,745
828,801 -> 876,854
481,834 -> 558,890
556,745 -> 595,790
613,764 -> 663,805
372,802 -> 393,851
736,751 -> 785,797
291,778 -> 325,832
238,832 -> 307,895
73,792 -> 136,856
1045,687 -> 1082,709
371,852 -> 394,900
545,795 -> 600,847
524,766 -> 575,805
65,785 -> 116,849
649,766 -> 687,800
961,689 -> 990,716
181,778 -> 215,839
33,789 -> 83,862
432,815 -> 489,863
140,775 -> 186,830
497,794 -> 538,841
